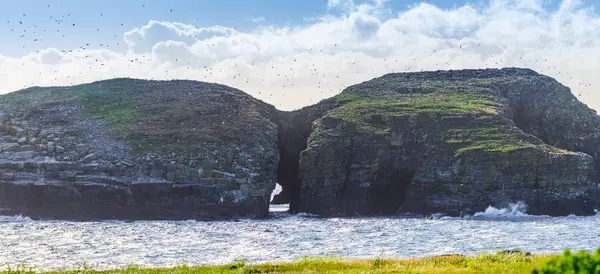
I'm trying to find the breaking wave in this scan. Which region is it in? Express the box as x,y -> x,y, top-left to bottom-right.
0,214 -> 33,222
428,201 -> 547,220
270,183 -> 283,201
471,201 -> 531,218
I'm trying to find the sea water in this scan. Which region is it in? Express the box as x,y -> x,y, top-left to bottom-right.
1,184 -> 599,271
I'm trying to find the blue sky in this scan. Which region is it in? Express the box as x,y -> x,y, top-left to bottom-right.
0,0 -> 570,57
0,0 -> 599,110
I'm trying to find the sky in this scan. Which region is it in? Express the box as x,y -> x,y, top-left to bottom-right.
0,0 -> 598,110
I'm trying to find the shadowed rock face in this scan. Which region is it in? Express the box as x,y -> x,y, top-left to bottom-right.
273,98 -> 335,212
290,68 -> 600,217
0,79 -> 279,220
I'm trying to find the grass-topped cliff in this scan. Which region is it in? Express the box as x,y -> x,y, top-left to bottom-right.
1,68 -> 599,220
294,68 -> 600,216
0,78 -> 280,220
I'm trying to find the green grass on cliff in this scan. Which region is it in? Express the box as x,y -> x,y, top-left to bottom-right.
332,90 -> 570,156
0,82 -> 140,133
0,79 -> 269,156
335,92 -> 497,116
444,119 -> 539,156
0,253 -> 554,274
73,85 -> 140,133
334,91 -> 497,135
331,71 -> 530,137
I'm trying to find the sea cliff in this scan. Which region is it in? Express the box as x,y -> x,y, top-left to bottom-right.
0,68 -> 598,220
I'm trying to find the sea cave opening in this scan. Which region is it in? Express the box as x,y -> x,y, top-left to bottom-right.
366,168 -> 415,215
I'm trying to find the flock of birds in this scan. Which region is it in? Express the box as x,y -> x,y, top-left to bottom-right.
2,3 -> 595,108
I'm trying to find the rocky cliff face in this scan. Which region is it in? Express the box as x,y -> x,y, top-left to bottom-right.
0,79 -> 279,220
293,68 -> 600,216
2,68 -> 598,220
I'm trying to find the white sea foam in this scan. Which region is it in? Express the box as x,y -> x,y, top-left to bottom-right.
269,183 -> 290,213
270,183 -> 283,201
472,201 -> 530,218
270,204 -> 290,212
425,202 -> 543,220
0,214 -> 33,222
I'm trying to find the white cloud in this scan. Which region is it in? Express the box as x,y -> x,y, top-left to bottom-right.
390,3 -> 482,38
124,20 -> 237,53
250,17 -> 267,23
328,0 -> 354,10
0,0 -> 599,111
31,48 -> 64,65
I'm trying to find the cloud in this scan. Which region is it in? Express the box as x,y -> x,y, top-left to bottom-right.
124,20 -> 237,53
250,17 -> 267,23
348,12 -> 381,40
31,48 -> 65,65
0,0 -> 599,111
328,0 -> 354,10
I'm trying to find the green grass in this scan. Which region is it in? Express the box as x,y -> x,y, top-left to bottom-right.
75,87 -> 140,133
330,70 -> 539,136
0,253 -> 554,274
7,249 -> 600,273
0,78 -> 277,168
333,88 -> 571,156
444,122 -> 538,156
0,82 -> 140,135
0,124 -> 18,135
443,116 -> 575,157
455,142 -> 535,155
533,248 -> 600,274
334,92 -> 498,135
336,92 -> 497,118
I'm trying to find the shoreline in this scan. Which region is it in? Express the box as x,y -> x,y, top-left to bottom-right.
1,209 -> 597,223
1,251 -> 557,273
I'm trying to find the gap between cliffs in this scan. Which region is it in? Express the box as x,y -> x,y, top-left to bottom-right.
273,98 -> 335,212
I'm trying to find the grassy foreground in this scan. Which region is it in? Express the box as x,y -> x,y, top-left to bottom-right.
2,253 -> 555,274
